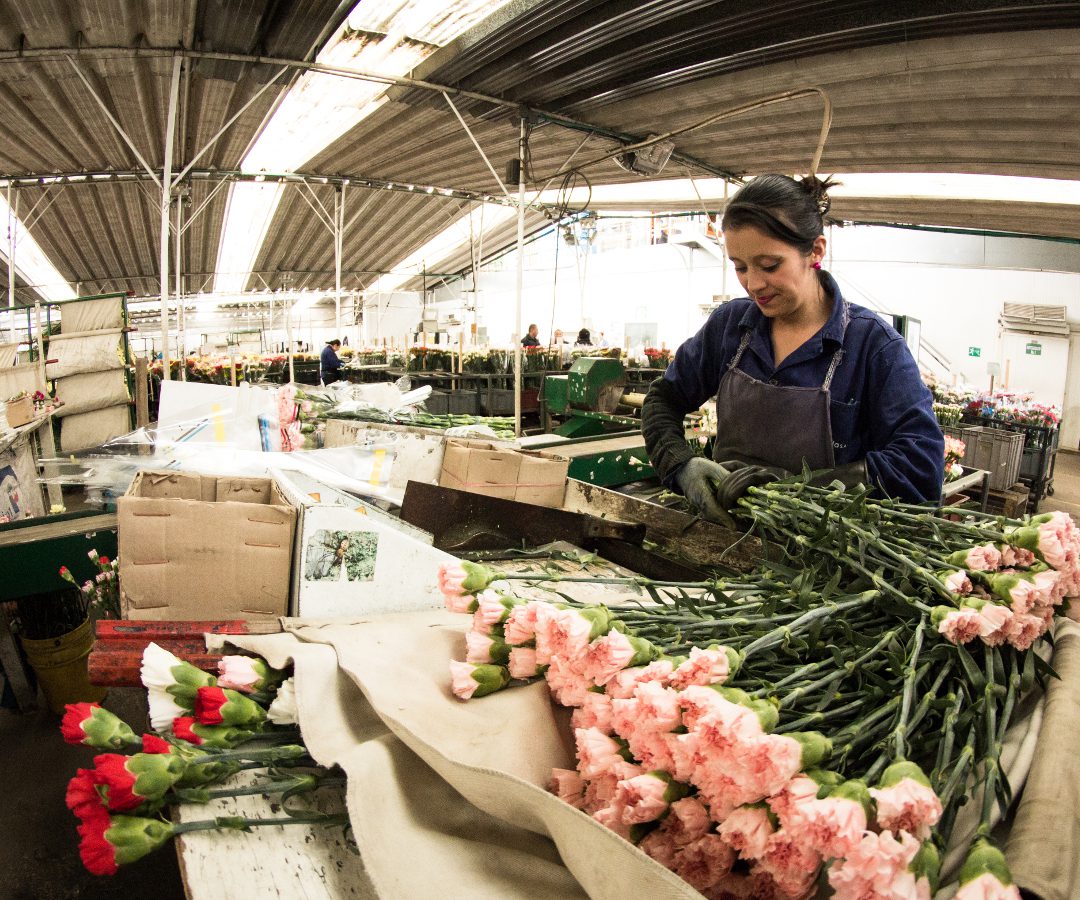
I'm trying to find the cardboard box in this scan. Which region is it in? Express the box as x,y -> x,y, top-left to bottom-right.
324,418 -> 444,489
117,470 -> 297,621
272,468 -> 454,618
438,439 -> 569,507
5,396 -> 33,428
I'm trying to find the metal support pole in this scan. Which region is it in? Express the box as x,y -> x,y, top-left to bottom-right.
513,115 -> 526,437
334,184 -> 345,336
175,194 -> 185,380
6,185 -> 15,345
160,56 -> 181,383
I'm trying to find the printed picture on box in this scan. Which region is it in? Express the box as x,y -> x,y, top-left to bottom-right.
304,529 -> 379,582
0,464 -> 23,523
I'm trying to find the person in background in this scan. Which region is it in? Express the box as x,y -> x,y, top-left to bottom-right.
320,339 -> 343,385
522,324 -> 541,347
642,173 -> 943,523
574,328 -> 593,349
595,331 -> 611,349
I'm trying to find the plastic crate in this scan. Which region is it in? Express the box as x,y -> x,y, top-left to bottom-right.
446,390 -> 480,416
967,428 -> 1024,491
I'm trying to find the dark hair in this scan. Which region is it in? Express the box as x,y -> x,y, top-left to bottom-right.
327,339 -> 341,346
721,174 -> 838,253
576,328 -> 591,345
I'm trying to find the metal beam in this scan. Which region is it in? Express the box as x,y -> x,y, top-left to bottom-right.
160,56 -> 181,381
513,116 -> 526,438
64,56 -> 162,191
442,92 -> 513,202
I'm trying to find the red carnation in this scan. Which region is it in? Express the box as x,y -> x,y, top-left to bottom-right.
60,702 -> 100,745
141,734 -> 171,754
171,717 -> 203,744
92,754 -> 142,812
77,809 -> 117,876
66,768 -> 104,821
99,556 -> 110,566
194,686 -> 228,725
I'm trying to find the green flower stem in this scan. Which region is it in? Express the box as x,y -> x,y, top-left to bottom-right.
191,746 -> 310,766
892,618 -> 927,759
172,812 -> 351,835
773,630 -> 899,706
773,697 -> 868,734
977,645 -> 1003,837
172,775 -> 346,804
834,695 -> 901,748
901,660 -> 955,741
938,725 -> 977,812
739,594 -> 877,659
933,691 -> 965,783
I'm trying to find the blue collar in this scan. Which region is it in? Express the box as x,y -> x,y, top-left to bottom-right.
737,270 -> 849,348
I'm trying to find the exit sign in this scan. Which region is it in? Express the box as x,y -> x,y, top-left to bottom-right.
968,347 -> 981,357
1025,341 -> 1042,356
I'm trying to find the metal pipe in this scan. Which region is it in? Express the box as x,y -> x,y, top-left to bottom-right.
160,56 -> 181,383
174,65 -> 291,183
442,92 -> 514,203
6,185 -> 14,344
514,116 -> 526,438
175,192 -> 185,381
65,55 -> 163,190
335,185 -> 344,337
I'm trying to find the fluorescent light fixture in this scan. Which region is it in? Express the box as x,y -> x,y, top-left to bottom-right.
532,173 -> 1080,212
0,193 -> 77,305
374,202 -> 517,294
213,0 -> 515,295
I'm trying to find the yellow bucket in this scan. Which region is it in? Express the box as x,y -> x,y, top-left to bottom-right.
20,617 -> 107,714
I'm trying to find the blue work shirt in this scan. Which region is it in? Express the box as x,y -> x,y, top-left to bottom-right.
320,344 -> 342,379
663,271 -> 944,503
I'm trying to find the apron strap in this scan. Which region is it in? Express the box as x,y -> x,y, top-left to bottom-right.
822,347 -> 844,391
728,330 -> 753,371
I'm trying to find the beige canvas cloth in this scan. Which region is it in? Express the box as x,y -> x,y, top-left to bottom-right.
218,613 -> 1080,899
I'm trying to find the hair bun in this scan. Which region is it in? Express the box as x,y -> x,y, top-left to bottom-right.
798,174 -> 837,218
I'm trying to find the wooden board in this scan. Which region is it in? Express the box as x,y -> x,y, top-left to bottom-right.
175,769 -> 373,899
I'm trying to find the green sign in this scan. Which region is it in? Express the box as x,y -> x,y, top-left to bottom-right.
968,346 -> 981,357
1025,341 -> 1042,356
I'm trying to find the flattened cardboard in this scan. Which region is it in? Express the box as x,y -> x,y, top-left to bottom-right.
118,470 -> 296,621
438,439 -> 568,508
5,396 -> 33,428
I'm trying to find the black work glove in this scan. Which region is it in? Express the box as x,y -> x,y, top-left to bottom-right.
713,460 -> 790,509
675,458 -> 737,527
808,459 -> 869,490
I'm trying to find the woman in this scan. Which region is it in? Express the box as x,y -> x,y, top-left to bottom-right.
574,328 -> 593,349
642,174 -> 943,522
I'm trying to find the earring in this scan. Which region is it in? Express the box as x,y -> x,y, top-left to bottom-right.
812,261 -> 822,270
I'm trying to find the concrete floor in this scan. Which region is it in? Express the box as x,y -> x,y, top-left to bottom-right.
2,450 -> 1079,899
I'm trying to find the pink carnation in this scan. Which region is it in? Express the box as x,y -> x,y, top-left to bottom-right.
964,544 -> 1003,571
757,829 -> 821,897
827,830 -> 920,900
664,796 -> 712,846
508,647 -> 543,679
1036,514 -> 1070,569
632,680 -> 682,731
718,804 -> 776,859
437,562 -> 467,600
954,872 -> 1022,900
545,654 -> 591,707
570,690 -> 614,733
543,609 -> 594,664
671,834 -> 736,893
1004,611 -> 1049,651
943,570 -> 973,595
548,767 -> 586,809
581,630 -> 637,685
465,630 -> 496,664
937,608 -> 985,644
591,804 -> 633,841
583,760 -> 642,813
472,590 -> 508,630
667,730 -> 701,784
217,656 -> 260,692
626,729 -> 677,773
729,733 -> 804,801
613,772 -> 672,824
869,779 -> 943,840
639,828 -> 680,868
670,646 -> 733,689
788,795 -> 866,859
1000,545 -> 1036,568
503,600 -> 547,645
605,660 -> 674,699
448,660 -> 481,700
766,775 -> 821,829
575,727 -> 624,779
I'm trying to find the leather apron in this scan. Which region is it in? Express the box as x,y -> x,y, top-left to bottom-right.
710,317 -> 846,473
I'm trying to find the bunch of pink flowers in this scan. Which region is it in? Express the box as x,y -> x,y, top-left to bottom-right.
439,565 -> 1007,899
933,511 -> 1078,650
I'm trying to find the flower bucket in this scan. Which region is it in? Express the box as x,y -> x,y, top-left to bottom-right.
20,617 -> 106,714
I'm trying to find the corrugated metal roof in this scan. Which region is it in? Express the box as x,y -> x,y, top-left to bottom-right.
0,0 -> 1076,311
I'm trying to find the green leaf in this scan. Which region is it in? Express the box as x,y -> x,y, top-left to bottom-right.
954,644 -> 986,693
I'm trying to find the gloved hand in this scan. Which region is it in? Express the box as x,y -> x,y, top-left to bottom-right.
713,460 -> 791,509
675,458 -> 737,527
808,459 -> 869,490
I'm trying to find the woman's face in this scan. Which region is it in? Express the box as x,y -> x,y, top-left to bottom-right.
724,225 -> 826,321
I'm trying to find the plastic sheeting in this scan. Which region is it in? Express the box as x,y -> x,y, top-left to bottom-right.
45,331 -> 125,379
53,370 -> 130,417
59,296 -> 124,333
0,342 -> 18,367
